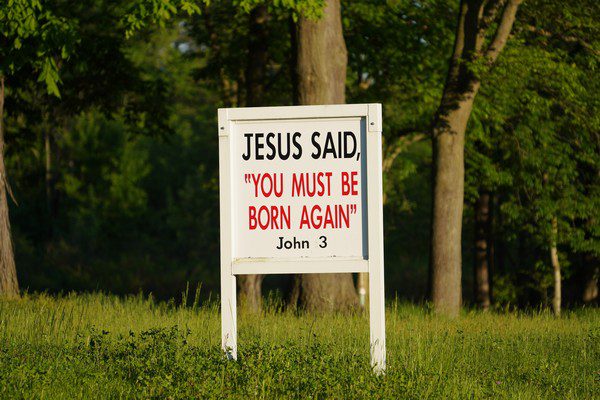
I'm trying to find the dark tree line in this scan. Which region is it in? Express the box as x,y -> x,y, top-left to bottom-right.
1,0 -> 598,315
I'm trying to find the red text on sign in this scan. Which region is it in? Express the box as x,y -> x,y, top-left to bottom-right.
299,204 -> 357,229
291,172 -> 333,197
245,173 -> 284,198
249,205 -> 291,230
341,171 -> 359,196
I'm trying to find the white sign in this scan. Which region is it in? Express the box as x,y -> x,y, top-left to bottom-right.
218,104 -> 385,373
234,117 -> 366,260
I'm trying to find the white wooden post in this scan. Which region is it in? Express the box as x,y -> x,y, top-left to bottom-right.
367,104 -> 386,374
218,109 -> 237,360
220,272 -> 237,359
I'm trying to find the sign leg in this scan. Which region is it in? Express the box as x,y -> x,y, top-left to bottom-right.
221,273 -> 237,360
369,269 -> 386,374
367,103 -> 386,374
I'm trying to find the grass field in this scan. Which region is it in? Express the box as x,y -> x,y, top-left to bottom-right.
0,293 -> 598,399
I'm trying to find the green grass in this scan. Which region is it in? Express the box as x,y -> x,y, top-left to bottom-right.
0,293 -> 598,399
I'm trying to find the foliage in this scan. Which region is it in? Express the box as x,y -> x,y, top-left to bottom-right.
234,0 -> 326,19
464,0 -> 600,303
0,0 -> 76,95
124,0 -> 204,38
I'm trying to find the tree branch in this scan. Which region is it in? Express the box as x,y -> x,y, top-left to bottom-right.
389,126 -> 428,139
383,133 -> 426,173
484,0 -> 523,63
480,0 -> 505,29
448,0 -> 469,82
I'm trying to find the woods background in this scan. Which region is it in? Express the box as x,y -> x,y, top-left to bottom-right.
1,0 -> 598,314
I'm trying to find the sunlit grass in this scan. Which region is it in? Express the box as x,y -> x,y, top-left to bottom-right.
1,293 -> 598,399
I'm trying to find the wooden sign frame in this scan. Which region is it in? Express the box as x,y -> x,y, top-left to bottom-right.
218,104 -> 386,373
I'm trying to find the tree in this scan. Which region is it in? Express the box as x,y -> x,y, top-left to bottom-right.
0,72 -> 17,297
286,0 -> 358,311
430,0 -> 522,316
343,0 -> 458,305
0,0 -> 75,297
473,191 -> 492,309
582,260 -> 598,304
237,4 -> 270,312
189,0 -> 330,310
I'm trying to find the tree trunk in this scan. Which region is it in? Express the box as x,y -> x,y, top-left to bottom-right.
474,191 -> 491,310
550,217 -> 561,316
289,0 -> 358,312
291,273 -> 358,312
429,0 -> 521,316
430,93 -> 474,316
0,77 -> 19,298
288,16 -> 299,105
488,194 -> 495,299
357,271 -> 369,307
237,275 -> 263,312
44,123 -> 58,241
203,5 -> 238,108
238,274 -> 263,312
245,5 -> 269,107
237,5 -> 270,312
295,0 -> 347,105
45,129 -> 52,216
582,255 -> 598,304
495,195 -> 505,275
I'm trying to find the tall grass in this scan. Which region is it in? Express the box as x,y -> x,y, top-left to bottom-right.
1,293 -> 598,399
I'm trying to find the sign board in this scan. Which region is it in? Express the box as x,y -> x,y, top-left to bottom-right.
218,104 -> 385,373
